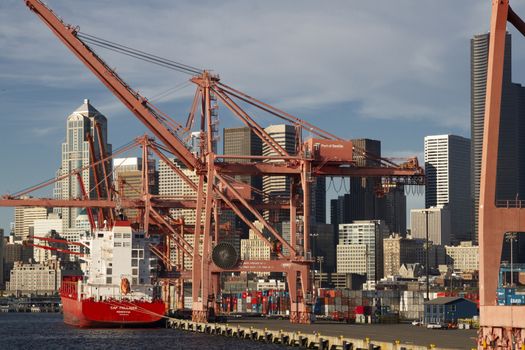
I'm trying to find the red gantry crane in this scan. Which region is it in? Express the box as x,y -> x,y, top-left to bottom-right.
5,0 -> 425,323
478,1 -> 525,348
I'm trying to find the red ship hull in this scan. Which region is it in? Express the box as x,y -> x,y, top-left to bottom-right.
61,295 -> 166,328
60,278 -> 166,328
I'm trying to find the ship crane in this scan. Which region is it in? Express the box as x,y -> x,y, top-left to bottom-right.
11,0 -> 425,323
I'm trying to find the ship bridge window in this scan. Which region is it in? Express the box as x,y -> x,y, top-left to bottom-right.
106,277 -> 112,284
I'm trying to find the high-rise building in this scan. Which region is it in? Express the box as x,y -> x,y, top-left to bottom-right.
311,223 -> 335,273
383,234 -> 425,277
158,158 -> 199,225
13,204 -> 49,242
7,259 -> 61,295
445,241 -> 479,272
425,135 -> 471,243
337,220 -> 388,282
332,139 -> 406,234
223,127 -> 263,190
32,214 -> 63,263
240,221 -> 271,276
113,157 -> 158,222
54,99 -> 112,229
223,127 -> 263,233
410,206 -> 451,245
471,33 -> 525,242
262,125 -> 297,223
262,124 -> 326,224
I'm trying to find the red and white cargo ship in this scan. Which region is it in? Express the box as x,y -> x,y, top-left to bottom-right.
60,221 -> 165,327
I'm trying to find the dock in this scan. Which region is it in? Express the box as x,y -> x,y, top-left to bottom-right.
166,318 -> 477,350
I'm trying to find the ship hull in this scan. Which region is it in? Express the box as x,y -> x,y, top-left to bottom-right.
61,296 -> 165,328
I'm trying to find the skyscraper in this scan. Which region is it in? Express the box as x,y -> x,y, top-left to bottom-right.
223,127 -> 263,234
262,125 -> 297,223
262,124 -> 326,224
337,220 -> 388,282
331,139 -> 406,234
223,126 -> 262,191
113,157 -> 158,222
54,99 -> 112,229
158,158 -> 199,224
471,33 -> 525,242
425,135 -> 471,243
13,204 -> 49,242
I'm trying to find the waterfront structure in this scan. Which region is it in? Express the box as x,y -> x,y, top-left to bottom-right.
471,33 -> 525,242
113,157 -> 157,222
54,99 -> 112,230
337,220 -> 388,282
383,234 -> 425,278
445,241 -> 479,272
424,135 -> 471,243
410,206 -> 451,245
424,297 -> 478,324
7,259 -> 61,295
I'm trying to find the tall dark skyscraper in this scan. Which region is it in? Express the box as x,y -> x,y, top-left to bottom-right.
330,139 -> 406,236
223,127 -> 263,234
471,33 -> 525,242
223,126 -> 263,192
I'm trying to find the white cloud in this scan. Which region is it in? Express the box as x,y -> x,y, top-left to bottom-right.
3,0 -> 507,132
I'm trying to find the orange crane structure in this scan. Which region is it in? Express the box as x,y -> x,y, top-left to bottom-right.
3,0 -> 425,323
478,1 -> 525,348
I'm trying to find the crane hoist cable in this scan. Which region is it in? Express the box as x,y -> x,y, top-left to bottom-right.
77,32 -> 203,75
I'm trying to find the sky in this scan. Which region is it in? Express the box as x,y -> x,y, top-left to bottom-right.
2,0 -> 525,233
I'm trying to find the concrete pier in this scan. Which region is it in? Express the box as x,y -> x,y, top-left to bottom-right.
166,318 -> 476,349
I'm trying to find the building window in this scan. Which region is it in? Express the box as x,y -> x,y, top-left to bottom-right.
106,277 -> 112,284
450,305 -> 456,312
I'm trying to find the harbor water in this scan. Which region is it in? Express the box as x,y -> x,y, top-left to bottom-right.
0,313 -> 284,350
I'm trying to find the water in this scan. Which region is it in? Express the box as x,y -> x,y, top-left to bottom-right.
0,313 -> 285,350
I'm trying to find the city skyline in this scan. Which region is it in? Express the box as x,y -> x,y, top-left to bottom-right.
3,1 -> 525,232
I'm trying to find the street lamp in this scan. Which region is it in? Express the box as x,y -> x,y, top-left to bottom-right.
420,210 -> 435,301
506,233 -> 518,287
316,256 -> 325,288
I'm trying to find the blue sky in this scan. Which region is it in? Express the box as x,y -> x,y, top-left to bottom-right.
2,0 -> 525,233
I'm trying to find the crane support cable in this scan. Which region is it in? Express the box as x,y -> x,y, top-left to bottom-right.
217,82 -> 342,141
10,139 -> 139,198
77,32 -> 203,75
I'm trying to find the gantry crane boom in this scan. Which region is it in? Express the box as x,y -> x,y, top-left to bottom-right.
24,0 -> 200,171
22,0 -> 425,325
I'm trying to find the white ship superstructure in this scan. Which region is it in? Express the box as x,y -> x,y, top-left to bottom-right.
79,221 -> 158,301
